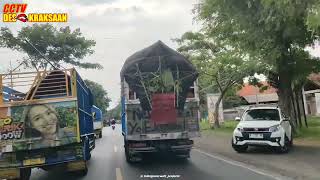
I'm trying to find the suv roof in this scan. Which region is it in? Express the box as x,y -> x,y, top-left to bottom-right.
247,104 -> 279,110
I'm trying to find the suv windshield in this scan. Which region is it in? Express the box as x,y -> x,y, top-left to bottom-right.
243,109 -> 280,121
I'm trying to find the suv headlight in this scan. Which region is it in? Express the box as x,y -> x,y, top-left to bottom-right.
237,126 -> 244,132
269,125 -> 281,132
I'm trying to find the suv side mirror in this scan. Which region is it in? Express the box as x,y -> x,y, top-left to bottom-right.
283,117 -> 289,121
282,114 -> 290,121
235,117 -> 241,121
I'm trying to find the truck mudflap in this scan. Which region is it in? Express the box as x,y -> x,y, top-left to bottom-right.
0,167 -> 31,180
66,160 -> 87,172
0,168 -> 20,179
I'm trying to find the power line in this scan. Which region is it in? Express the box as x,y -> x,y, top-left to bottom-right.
24,39 -> 63,70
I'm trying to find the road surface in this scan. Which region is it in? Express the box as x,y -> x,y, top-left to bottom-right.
31,125 -> 286,180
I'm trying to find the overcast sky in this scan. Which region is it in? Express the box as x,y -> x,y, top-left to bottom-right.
0,0 -> 200,108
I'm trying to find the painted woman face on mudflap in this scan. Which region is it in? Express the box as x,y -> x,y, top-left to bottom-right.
28,105 -> 58,136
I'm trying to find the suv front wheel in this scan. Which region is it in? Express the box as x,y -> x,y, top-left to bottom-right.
232,139 -> 248,153
277,135 -> 290,153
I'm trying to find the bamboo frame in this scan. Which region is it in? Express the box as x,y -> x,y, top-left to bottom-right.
71,69 -> 77,98
3,83 -> 33,87
0,68 -> 73,76
2,75 -> 36,80
37,85 -> 66,90
25,72 -> 41,101
35,77 -> 66,81
34,88 -> 67,93
136,64 -> 152,109
3,79 -> 38,84
71,69 -> 81,143
1,68 -> 74,101
65,69 -> 70,96
0,75 -> 3,104
33,81 -> 65,86
30,71 -> 48,100
34,93 -> 67,97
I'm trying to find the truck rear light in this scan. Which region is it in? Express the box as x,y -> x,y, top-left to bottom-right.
130,143 -> 147,148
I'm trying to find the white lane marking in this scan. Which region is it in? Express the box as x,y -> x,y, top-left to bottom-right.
116,168 -> 123,180
114,145 -> 118,153
194,148 -> 290,180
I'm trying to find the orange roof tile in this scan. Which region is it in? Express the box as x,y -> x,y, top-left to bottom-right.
237,82 -> 277,97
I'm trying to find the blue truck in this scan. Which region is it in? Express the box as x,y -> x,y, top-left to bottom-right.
92,105 -> 103,138
0,68 -> 95,180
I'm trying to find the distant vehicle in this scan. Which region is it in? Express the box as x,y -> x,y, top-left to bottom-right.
111,119 -> 116,130
0,68 -> 95,180
120,41 -> 200,163
232,105 -> 293,153
92,105 -> 103,138
104,119 -> 111,126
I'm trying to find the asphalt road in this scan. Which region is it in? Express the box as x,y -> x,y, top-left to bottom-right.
30,125 -> 283,180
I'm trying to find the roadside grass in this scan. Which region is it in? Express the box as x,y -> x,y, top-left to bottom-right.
200,116 -> 320,141
295,116 -> 320,141
200,120 -> 239,134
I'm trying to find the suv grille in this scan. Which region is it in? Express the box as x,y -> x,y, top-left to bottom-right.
241,132 -> 272,140
243,128 -> 269,132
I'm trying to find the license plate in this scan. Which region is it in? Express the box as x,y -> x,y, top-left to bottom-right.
23,158 -> 45,166
249,133 -> 264,139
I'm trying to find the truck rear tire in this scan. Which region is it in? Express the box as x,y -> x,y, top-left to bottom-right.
99,131 -> 102,138
78,163 -> 88,176
18,168 -> 31,180
125,145 -> 134,163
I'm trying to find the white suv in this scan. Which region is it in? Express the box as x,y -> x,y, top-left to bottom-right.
232,105 -> 292,153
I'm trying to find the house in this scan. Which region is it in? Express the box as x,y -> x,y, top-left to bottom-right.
237,82 -> 278,104
302,73 -> 320,116
220,82 -> 278,120
236,77 -> 320,116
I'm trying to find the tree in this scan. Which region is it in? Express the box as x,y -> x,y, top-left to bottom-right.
84,80 -> 111,115
175,31 -> 262,128
196,0 -> 320,130
106,104 -> 121,120
223,86 -> 248,109
0,23 -> 102,70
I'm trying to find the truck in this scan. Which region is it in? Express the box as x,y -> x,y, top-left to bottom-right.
92,105 -> 103,138
0,68 -> 95,180
120,41 -> 201,163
